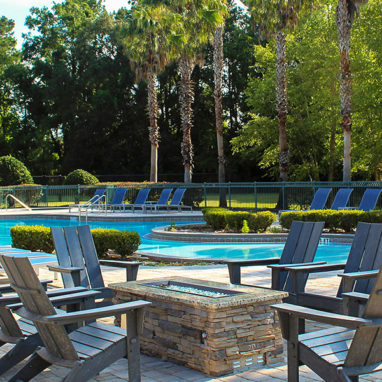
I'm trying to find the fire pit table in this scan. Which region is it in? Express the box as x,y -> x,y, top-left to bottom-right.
110,277 -> 287,376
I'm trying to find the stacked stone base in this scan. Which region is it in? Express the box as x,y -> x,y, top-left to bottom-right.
116,294 -> 284,376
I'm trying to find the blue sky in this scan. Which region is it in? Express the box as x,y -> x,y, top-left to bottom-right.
0,0 -> 128,46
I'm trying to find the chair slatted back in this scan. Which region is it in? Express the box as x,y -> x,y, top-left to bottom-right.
330,188 -> 353,210
134,188 -> 150,205
110,188 -> 126,205
170,188 -> 186,206
358,188 -> 382,211
157,188 -> 173,205
345,267 -> 382,367
280,221 -> 325,292
51,226 -> 78,288
338,223 -> 382,297
77,225 -> 104,289
52,226 -> 105,290
310,188 -> 332,210
0,255 -> 78,361
0,307 -> 22,338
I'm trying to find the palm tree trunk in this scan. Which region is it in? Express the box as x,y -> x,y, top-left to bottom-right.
214,26 -> 227,207
336,0 -> 353,181
147,70 -> 159,182
179,56 -> 194,183
276,31 -> 289,182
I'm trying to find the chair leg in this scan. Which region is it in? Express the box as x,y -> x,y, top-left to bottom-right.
8,353 -> 51,382
0,333 -> 41,374
288,315 -> 299,382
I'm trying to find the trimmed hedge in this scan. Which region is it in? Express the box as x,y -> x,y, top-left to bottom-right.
10,225 -> 141,258
64,169 -> 99,185
202,208 -> 277,232
279,210 -> 382,232
0,156 -> 34,186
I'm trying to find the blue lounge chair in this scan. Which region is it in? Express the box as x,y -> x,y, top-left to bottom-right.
158,188 -> 192,211
330,188 -> 353,210
69,188 -> 105,212
345,188 -> 382,211
124,188 -> 151,212
309,188 -> 332,210
104,188 -> 127,212
144,188 -> 173,212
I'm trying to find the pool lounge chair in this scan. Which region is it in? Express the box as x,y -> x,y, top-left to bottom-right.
103,188 -> 127,212
0,255 -> 150,382
330,188 -> 353,210
156,188 -> 192,211
144,188 -> 173,212
272,266 -> 382,382
68,188 -> 105,213
344,188 -> 382,211
124,188 -> 151,212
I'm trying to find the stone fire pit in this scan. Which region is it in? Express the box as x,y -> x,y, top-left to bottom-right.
110,277 -> 287,376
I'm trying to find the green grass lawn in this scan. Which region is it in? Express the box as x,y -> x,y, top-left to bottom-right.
202,192 -> 279,209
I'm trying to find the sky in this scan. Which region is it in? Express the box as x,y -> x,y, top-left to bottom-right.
0,0 -> 128,46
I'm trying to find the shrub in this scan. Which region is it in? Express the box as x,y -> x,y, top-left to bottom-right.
279,210 -> 382,232
0,156 -> 33,186
242,220 -> 250,233
202,208 -> 277,232
11,225 -> 54,252
64,169 -> 99,185
10,225 -> 140,258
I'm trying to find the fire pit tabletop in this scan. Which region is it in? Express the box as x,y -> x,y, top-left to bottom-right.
109,277 -> 288,310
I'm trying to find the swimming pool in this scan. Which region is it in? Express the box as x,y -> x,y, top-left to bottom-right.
0,218 -> 350,263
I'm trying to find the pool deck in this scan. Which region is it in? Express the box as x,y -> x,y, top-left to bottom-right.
1,263 -> 382,382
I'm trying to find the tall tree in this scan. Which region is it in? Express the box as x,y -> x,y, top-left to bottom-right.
337,0 -> 368,181
244,0 -> 316,181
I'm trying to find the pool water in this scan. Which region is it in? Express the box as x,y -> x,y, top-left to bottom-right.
0,218 -> 351,263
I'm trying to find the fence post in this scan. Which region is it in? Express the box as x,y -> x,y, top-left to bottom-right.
44,185 -> 48,207
254,182 -> 257,212
77,185 -> 81,204
282,183 -> 286,210
228,182 -> 231,209
203,183 -> 207,207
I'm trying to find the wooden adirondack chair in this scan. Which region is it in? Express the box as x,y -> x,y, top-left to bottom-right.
223,221 -> 325,299
0,285 -> 99,375
272,265 -> 382,381
0,255 -> 150,382
286,222 -> 382,315
50,225 -> 141,302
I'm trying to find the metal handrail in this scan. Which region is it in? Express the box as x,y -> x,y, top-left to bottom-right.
79,194 -> 107,222
5,194 -> 32,211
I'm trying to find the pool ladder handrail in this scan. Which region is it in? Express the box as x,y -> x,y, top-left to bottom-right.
5,194 -> 32,212
79,194 -> 107,223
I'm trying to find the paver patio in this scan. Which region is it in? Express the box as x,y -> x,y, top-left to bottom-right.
2,262 -> 382,381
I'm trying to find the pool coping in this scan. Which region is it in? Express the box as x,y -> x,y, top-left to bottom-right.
150,223 -> 354,243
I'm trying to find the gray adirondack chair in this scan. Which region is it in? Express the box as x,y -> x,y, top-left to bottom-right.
0,285 -> 99,375
50,225 -> 141,302
223,221 -> 325,299
0,254 -> 150,382
286,222 -> 382,315
272,265 -> 382,381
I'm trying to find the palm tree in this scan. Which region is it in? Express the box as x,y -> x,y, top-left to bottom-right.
123,5 -> 173,182
336,0 -> 368,181
244,0 -> 315,182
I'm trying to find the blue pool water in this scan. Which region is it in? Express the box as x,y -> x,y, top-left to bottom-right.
0,218 -> 351,263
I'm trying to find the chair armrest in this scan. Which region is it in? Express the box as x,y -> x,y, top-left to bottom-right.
284,263 -> 346,274
223,258 -> 280,266
16,300 -> 151,325
47,265 -> 84,274
0,279 -> 51,294
339,269 -> 379,281
268,261 -> 326,270
272,303 -> 371,329
99,260 -> 141,268
8,290 -> 101,310
342,291 -> 369,303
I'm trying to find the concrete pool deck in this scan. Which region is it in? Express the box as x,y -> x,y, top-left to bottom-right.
1,263 -> 382,381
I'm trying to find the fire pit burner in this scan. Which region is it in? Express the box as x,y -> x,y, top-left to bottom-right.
143,280 -> 242,298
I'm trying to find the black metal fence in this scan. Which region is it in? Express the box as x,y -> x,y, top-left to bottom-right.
1,181 -> 382,211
